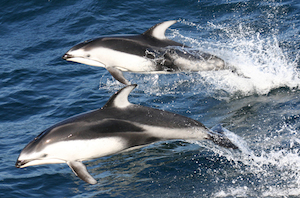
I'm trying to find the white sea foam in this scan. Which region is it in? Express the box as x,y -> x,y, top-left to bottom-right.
198,124 -> 300,197
169,21 -> 300,96
214,186 -> 249,197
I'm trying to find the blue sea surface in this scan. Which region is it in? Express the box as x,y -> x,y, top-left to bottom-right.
1,0 -> 300,197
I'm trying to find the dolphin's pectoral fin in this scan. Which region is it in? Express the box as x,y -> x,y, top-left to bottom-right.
67,161 -> 97,185
106,67 -> 130,85
207,124 -> 238,149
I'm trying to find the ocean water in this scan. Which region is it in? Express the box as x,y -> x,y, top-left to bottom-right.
1,0 -> 300,197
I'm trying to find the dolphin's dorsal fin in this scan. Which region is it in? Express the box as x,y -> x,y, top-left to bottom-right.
102,84 -> 137,109
67,161 -> 97,184
142,20 -> 177,40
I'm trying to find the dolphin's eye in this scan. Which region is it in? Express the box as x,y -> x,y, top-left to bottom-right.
42,154 -> 48,158
86,54 -> 91,58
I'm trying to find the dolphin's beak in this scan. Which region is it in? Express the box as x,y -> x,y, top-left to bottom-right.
62,53 -> 73,60
15,160 -> 28,168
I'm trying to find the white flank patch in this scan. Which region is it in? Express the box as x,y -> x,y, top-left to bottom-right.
141,124 -> 209,140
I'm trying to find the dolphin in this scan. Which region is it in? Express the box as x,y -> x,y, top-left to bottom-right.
62,20 -> 225,85
16,84 -> 237,185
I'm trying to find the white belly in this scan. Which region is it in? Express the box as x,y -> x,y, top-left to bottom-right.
95,48 -> 156,72
44,137 -> 127,162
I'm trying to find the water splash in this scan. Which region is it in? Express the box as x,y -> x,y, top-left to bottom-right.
197,124 -> 300,197
174,21 -> 300,96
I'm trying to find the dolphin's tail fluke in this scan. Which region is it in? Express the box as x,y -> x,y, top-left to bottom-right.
207,124 -> 238,149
